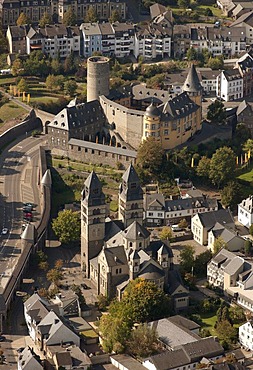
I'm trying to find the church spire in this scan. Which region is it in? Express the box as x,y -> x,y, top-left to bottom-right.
183,64 -> 202,93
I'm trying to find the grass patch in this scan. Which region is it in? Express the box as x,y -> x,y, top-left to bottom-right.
0,102 -> 27,122
199,312 -> 217,335
0,76 -> 16,86
197,5 -> 223,17
238,169 -> 253,183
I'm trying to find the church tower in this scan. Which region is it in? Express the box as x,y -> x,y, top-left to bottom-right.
118,164 -> 143,228
81,171 -> 106,276
182,64 -> 202,107
129,249 -> 140,280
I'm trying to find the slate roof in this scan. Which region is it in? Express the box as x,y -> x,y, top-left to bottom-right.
223,256 -> 245,275
48,100 -> 106,132
237,100 -> 250,116
150,3 -> 167,19
230,10 -> 253,27
82,170 -> 105,206
223,69 -> 242,81
145,348 -> 190,370
111,354 -> 146,370
138,261 -> 165,280
169,315 -> 200,331
145,102 -> 161,117
8,25 -> 29,39
103,246 -> 128,267
182,337 -> 224,362
55,352 -> 72,368
159,92 -> 199,121
26,300 -> 49,324
197,209 -> 234,230
164,196 -> 217,212
18,347 -> 43,370
122,163 -> 140,184
183,64 -> 202,93
123,221 -> 150,240
104,219 -> 124,242
80,22 -> 101,36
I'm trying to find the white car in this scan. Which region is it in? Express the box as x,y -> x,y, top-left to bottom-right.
1,228 -> 8,235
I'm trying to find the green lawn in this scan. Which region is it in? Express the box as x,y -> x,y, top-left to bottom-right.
197,5 -> 223,17
200,312 -> 217,335
0,76 -> 16,86
238,169 -> 253,183
0,102 -> 27,122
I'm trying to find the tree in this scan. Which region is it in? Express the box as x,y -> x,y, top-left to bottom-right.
209,147 -> 236,188
17,77 -> 28,92
52,210 -> 81,245
207,100 -> 226,124
46,268 -> 62,286
196,156 -> 211,179
55,259 -> 64,270
16,12 -> 29,25
216,320 -> 237,344
250,225 -> 253,237
51,58 -> 63,75
213,236 -> 227,254
179,245 -> 195,274
11,58 -> 24,76
39,12 -> 52,27
39,261 -> 49,272
159,226 -> 172,241
45,74 -> 65,91
244,239 -> 253,256
243,139 -> 253,156
229,305 -> 245,324
127,324 -> 158,358
194,250 -> 212,277
204,7 -> 213,16
63,6 -> 76,26
221,181 -> 242,209
178,219 -> 188,229
186,47 -> 197,61
136,137 -> 164,181
178,0 -> 190,8
109,10 -> 121,23
85,6 -> 98,22
24,50 -> 51,77
207,57 -> 223,70
64,80 -> 77,96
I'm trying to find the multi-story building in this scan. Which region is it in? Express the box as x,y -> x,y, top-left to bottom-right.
238,195 -> 253,228
0,0 -> 127,27
80,22 -> 102,58
239,321 -> 253,351
6,25 -> 29,54
217,69 -> 243,101
26,24 -> 80,58
236,51 -> 253,96
230,10 -> 253,45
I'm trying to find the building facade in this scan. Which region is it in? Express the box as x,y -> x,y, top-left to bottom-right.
238,195 -> 253,228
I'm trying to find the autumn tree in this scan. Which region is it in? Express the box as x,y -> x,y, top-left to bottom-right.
136,137 -> 164,181
213,236 -> 227,254
159,226 -> 172,241
39,12 -> 52,27
11,58 -> 24,76
209,147 -> 236,188
55,259 -> 64,270
207,100 -> 226,124
243,138 -> 253,156
39,261 -> 49,272
178,219 -> 188,229
85,6 -> 98,22
63,6 -> 76,26
127,324 -> 158,358
52,210 -> 81,245
46,268 -> 62,286
46,74 -> 65,91
17,77 -> 28,92
109,10 -> 121,23
16,12 -> 30,25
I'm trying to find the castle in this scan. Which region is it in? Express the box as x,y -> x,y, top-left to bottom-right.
80,164 -> 189,310
47,56 -> 203,156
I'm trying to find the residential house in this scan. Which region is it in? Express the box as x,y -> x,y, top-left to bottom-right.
208,224 -> 245,253
239,321 -> 253,350
238,195 -> 253,228
80,22 -> 102,58
142,337 -> 224,370
51,345 -> 91,370
173,25 -> 191,59
236,100 -> 253,136
111,354 -> 147,370
18,347 -> 43,370
217,69 -> 244,101
6,25 -> 29,54
230,10 -> 253,45
148,315 -> 200,350
36,310 -> 80,352
199,69 -> 220,94
191,208 -> 235,246
113,22 -> 135,58
236,51 -> 253,96
50,292 -> 81,317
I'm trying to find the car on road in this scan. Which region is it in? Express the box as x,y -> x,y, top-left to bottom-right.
0,336 -> 6,342
1,228 -> 8,235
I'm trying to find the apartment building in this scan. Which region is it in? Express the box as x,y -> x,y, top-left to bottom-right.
217,69 -> 243,101
238,195 -> 253,228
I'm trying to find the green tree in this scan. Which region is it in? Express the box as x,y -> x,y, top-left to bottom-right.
209,147 -> 236,188
213,236 -> 227,254
178,0 -> 190,8
196,156 -> 211,179
179,245 -> 195,274
45,74 -> 65,91
244,239 -> 253,256
51,58 -> 63,75
17,77 -> 28,92
194,250 -> 212,277
243,139 -> 253,156
0,29 -> 8,54
207,57 -> 223,70
64,52 -> 75,74
109,9 -> 121,23
46,268 -> 62,286
178,219 -> 188,229
11,58 -> 24,76
207,100 -> 226,123
24,50 -> 51,77
229,305 -> 245,324
85,6 -> 98,22
63,6 -> 76,26
39,261 -> 49,272
99,314 -> 131,353
16,12 -> 29,25
186,47 -> 197,61
64,80 -> 77,96
136,137 -> 164,181
204,7 -> 213,16
216,320 -> 237,344
249,225 -> 253,237
52,210 -> 81,245
39,12 -> 52,27
221,181 -> 242,209
159,226 -> 172,241
127,324 -> 158,358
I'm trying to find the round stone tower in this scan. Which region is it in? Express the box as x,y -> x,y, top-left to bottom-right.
87,56 -> 110,102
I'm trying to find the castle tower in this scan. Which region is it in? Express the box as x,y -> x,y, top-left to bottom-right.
118,164 -> 144,228
81,171 -> 106,276
87,56 -> 110,102
129,249 -> 140,280
182,64 -> 203,107
142,102 -> 161,142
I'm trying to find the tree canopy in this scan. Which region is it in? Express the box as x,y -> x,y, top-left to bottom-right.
207,100 -> 226,123
209,146 -> 236,188
52,210 -> 81,245
85,6 -> 98,22
39,12 -> 52,27
136,137 -> 164,181
16,12 -> 30,25
63,6 -> 77,26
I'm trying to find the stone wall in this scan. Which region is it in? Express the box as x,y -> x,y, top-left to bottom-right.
52,138 -> 137,169
100,95 -> 144,150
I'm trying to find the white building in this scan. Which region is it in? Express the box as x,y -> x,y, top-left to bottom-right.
231,10 -> 253,45
18,347 -> 43,370
238,195 -> 253,228
217,69 -> 243,101
239,321 -> 253,350
80,22 -> 102,58
24,294 -> 50,342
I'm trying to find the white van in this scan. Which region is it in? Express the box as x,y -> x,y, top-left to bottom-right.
171,224 -> 183,232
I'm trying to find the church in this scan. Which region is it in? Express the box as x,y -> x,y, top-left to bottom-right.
81,164 -> 189,310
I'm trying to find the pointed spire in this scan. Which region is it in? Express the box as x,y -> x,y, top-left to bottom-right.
122,163 -> 140,184
183,64 -> 202,93
82,171 -> 105,206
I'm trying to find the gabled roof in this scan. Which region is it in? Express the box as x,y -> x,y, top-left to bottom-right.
183,64 -> 202,93
196,209 -> 234,230
18,347 -> 43,370
157,243 -> 173,256
230,9 -> 253,27
138,260 -> 165,280
122,163 -> 140,183
102,245 -> 128,267
123,221 -> 150,240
